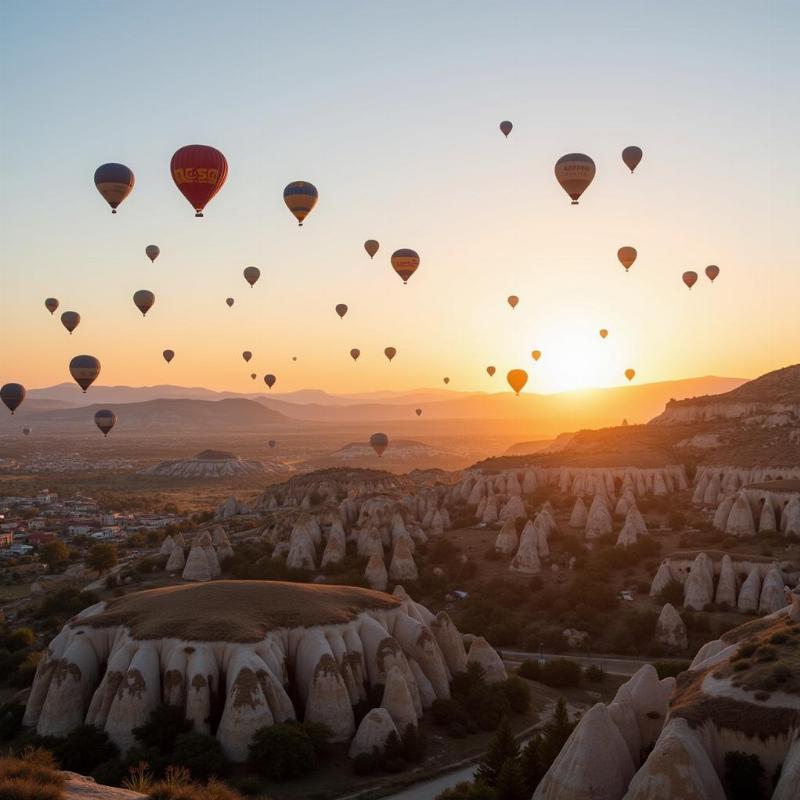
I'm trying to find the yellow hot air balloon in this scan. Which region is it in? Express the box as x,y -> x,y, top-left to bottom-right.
507,369 -> 528,396
625,368 -> 636,382
622,146 -> 643,173
283,181 -> 318,226
384,347 -> 396,362
507,295 -> 519,310
364,240 -> 379,258
486,366 -> 496,377
599,329 -> 608,339
618,247 -> 637,271
391,249 -> 420,284
531,350 -> 541,362
554,153 -> 596,204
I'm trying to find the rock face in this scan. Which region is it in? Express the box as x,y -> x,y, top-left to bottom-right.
349,708 -> 398,757
144,450 -> 267,479
466,637 -> 507,683
494,519 -> 519,554
24,581 -> 500,761
654,603 -> 687,651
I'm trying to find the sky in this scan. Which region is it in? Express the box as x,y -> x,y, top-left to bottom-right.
1,1 -> 798,396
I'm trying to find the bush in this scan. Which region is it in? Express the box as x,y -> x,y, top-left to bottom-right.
516,660 -> 541,681
173,732 -> 228,780
436,781 -> 497,799
656,579 -> 684,607
401,724 -> 427,762
133,705 -> 193,754
36,588 -> 98,622
0,749 -> 65,800
52,725 -> 119,774
723,751 -> 766,800
501,677 -> 530,714
352,751 -> 378,775
86,543 -> 118,574
584,664 -> 605,683
248,722 -> 317,779
0,703 -> 25,742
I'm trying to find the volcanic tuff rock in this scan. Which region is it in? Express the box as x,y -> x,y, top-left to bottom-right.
654,603 -> 687,651
145,450 -> 266,479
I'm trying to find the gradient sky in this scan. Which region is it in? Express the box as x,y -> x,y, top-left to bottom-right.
1,1 -> 798,396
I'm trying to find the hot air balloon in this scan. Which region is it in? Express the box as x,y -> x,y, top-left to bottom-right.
507,369 -> 528,396
335,304 -> 348,319
369,432 -> 389,457
283,181 -> 318,226
69,355 -> 100,393
599,329 -> 608,339
171,145 -> 228,217
226,298 -> 234,308
554,154 -> 596,204
499,120 -> 513,137
364,240 -> 379,258
23,426 -> 31,436
384,347 -> 396,362
415,408 -> 422,417
443,377 -> 450,385
622,146 -> 643,173
1,383 -> 25,414
350,349 -> 360,362
507,295 -> 519,310
268,440 -> 276,448
682,271 -> 698,290
486,366 -> 496,377
264,374 -> 276,389
145,245 -> 160,263
163,349 -> 174,364
625,368 -> 636,382
45,298 -> 59,315
243,266 -> 260,287
94,163 -> 134,213
292,356 -> 297,361
391,249 -> 420,284
94,409 -> 116,437
242,351 -> 252,362
531,350 -> 541,362
705,264 -> 720,283
133,290 -> 155,316
618,247 -> 637,272
250,373 -> 257,380
60,311 -> 80,334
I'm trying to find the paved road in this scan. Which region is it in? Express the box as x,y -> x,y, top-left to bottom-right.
499,650 -> 686,676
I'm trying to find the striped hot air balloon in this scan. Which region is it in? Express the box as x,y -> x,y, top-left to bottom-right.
69,355 -> 100,393
1,383 -> 25,415
554,153 -> 596,204
170,145 -> 228,217
391,249 -> 420,284
94,163 -> 134,213
283,181 -> 318,226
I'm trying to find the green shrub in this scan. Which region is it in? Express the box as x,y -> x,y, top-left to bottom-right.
52,725 -> 118,774
0,703 -> 25,742
501,677 -> 530,714
133,705 -> 193,754
248,722 -> 316,779
173,732 -> 228,780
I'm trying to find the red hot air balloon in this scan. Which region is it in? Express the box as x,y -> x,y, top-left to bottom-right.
171,145 -> 228,217
499,120 -> 513,137
391,249 -> 420,284
682,271 -> 698,290
264,374 -> 276,389
384,347 -> 397,362
705,264 -> 720,283
94,163 -> 134,213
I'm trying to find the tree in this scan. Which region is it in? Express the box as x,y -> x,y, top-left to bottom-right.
173,731 -> 228,780
494,758 -> 528,800
53,724 -> 119,773
475,718 -> 519,787
86,543 -> 117,574
248,722 -> 316,779
540,698 -> 574,767
133,704 -> 193,753
519,736 -> 544,794
38,540 -> 69,568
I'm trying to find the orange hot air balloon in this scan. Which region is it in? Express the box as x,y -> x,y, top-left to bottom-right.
531,350 -> 541,362
283,181 -> 318,225
171,145 -> 228,217
554,153 -> 596,204
242,351 -> 252,362
507,295 -> 519,309
250,372 -> 257,380
599,329 -> 608,339
618,247 -> 637,271
162,349 -> 174,363
60,311 -> 80,334
486,366 -> 496,377
264,374 -> 276,389
350,348 -> 360,362
682,271 -> 698,290
443,377 -> 450,385
226,297 -> 234,307
625,368 -> 636,382
45,298 -> 59,315
499,120 -> 513,137
364,240 -> 379,258
243,266 -> 260,287
94,163 -> 134,213
391,249 -> 420,284
335,304 -> 348,319
705,264 -> 720,283
415,408 -> 422,417
369,432 -> 389,457
507,369 -> 528,396
384,347 -> 397,362
133,290 -> 155,316
622,146 -> 643,173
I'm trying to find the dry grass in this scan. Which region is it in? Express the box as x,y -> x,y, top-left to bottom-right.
0,748 -> 64,800
78,580 -> 400,642
146,767 -> 242,800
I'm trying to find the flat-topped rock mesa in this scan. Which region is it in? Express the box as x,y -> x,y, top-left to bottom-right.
23,580 -> 492,762
143,449 -> 271,478
300,439 -> 467,472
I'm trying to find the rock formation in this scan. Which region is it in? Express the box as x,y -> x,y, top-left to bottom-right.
349,707 -> 398,758
654,603 -> 687,651
466,636 -> 507,683
568,497 -> 587,527
494,519 -> 519,554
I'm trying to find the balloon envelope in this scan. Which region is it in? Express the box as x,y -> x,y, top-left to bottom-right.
554,153 -> 595,204
443,377 -> 450,385
531,350 -> 541,362
705,264 -> 720,282
283,181 -> 318,225
23,426 -> 31,436
94,409 -> 116,437
682,271 -> 698,290
1,383 -> 25,414
391,249 -> 420,284
60,311 -> 80,334
250,373 -> 256,380
369,432 -> 389,457
364,240 -> 379,258
499,120 -> 513,137
507,295 -> 519,309
415,408 -> 422,417
264,374 -> 276,389
94,163 -> 134,213
243,266 -> 260,287
622,146 -> 643,173
335,304 -> 348,319
162,349 -> 174,363
69,355 -> 100,393
384,347 -> 396,362
507,369 -> 528,396
133,290 -> 155,316
45,298 -> 59,315
226,297 -> 234,307
599,329 -> 608,339
268,440 -> 276,448
486,366 -> 496,377
625,368 -> 636,382
242,351 -> 252,362
145,245 -> 160,262
618,247 -> 637,271
350,348 -> 360,362
171,145 -> 228,217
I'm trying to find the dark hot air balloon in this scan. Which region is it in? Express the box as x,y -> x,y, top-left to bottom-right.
145,245 -> 160,262
682,271 -> 698,290
705,264 -> 720,283
243,266 -> 260,287
335,304 -> 348,319
94,163 -> 134,213
350,348 -> 360,362
250,372 -> 257,380
23,426 -> 31,436
268,440 -> 276,448
94,409 -> 116,437
391,249 -> 420,284
283,181 -> 318,225
507,369 -> 528,396
171,145 -> 228,217
45,298 -> 59,315
163,349 -> 174,363
60,311 -> 80,334
622,146 -> 643,173
242,351 -> 252,362
499,120 -> 513,137
369,432 -> 389,457
415,408 -> 422,417
443,377 -> 450,385
264,374 -> 276,389
1,383 -> 25,414
618,247 -> 637,271
384,347 -> 396,362
133,290 -> 155,316
486,366 -> 496,377
69,355 -> 100,393
625,368 -> 636,382
226,297 -> 234,307
555,154 -> 595,204
364,240 -> 379,258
